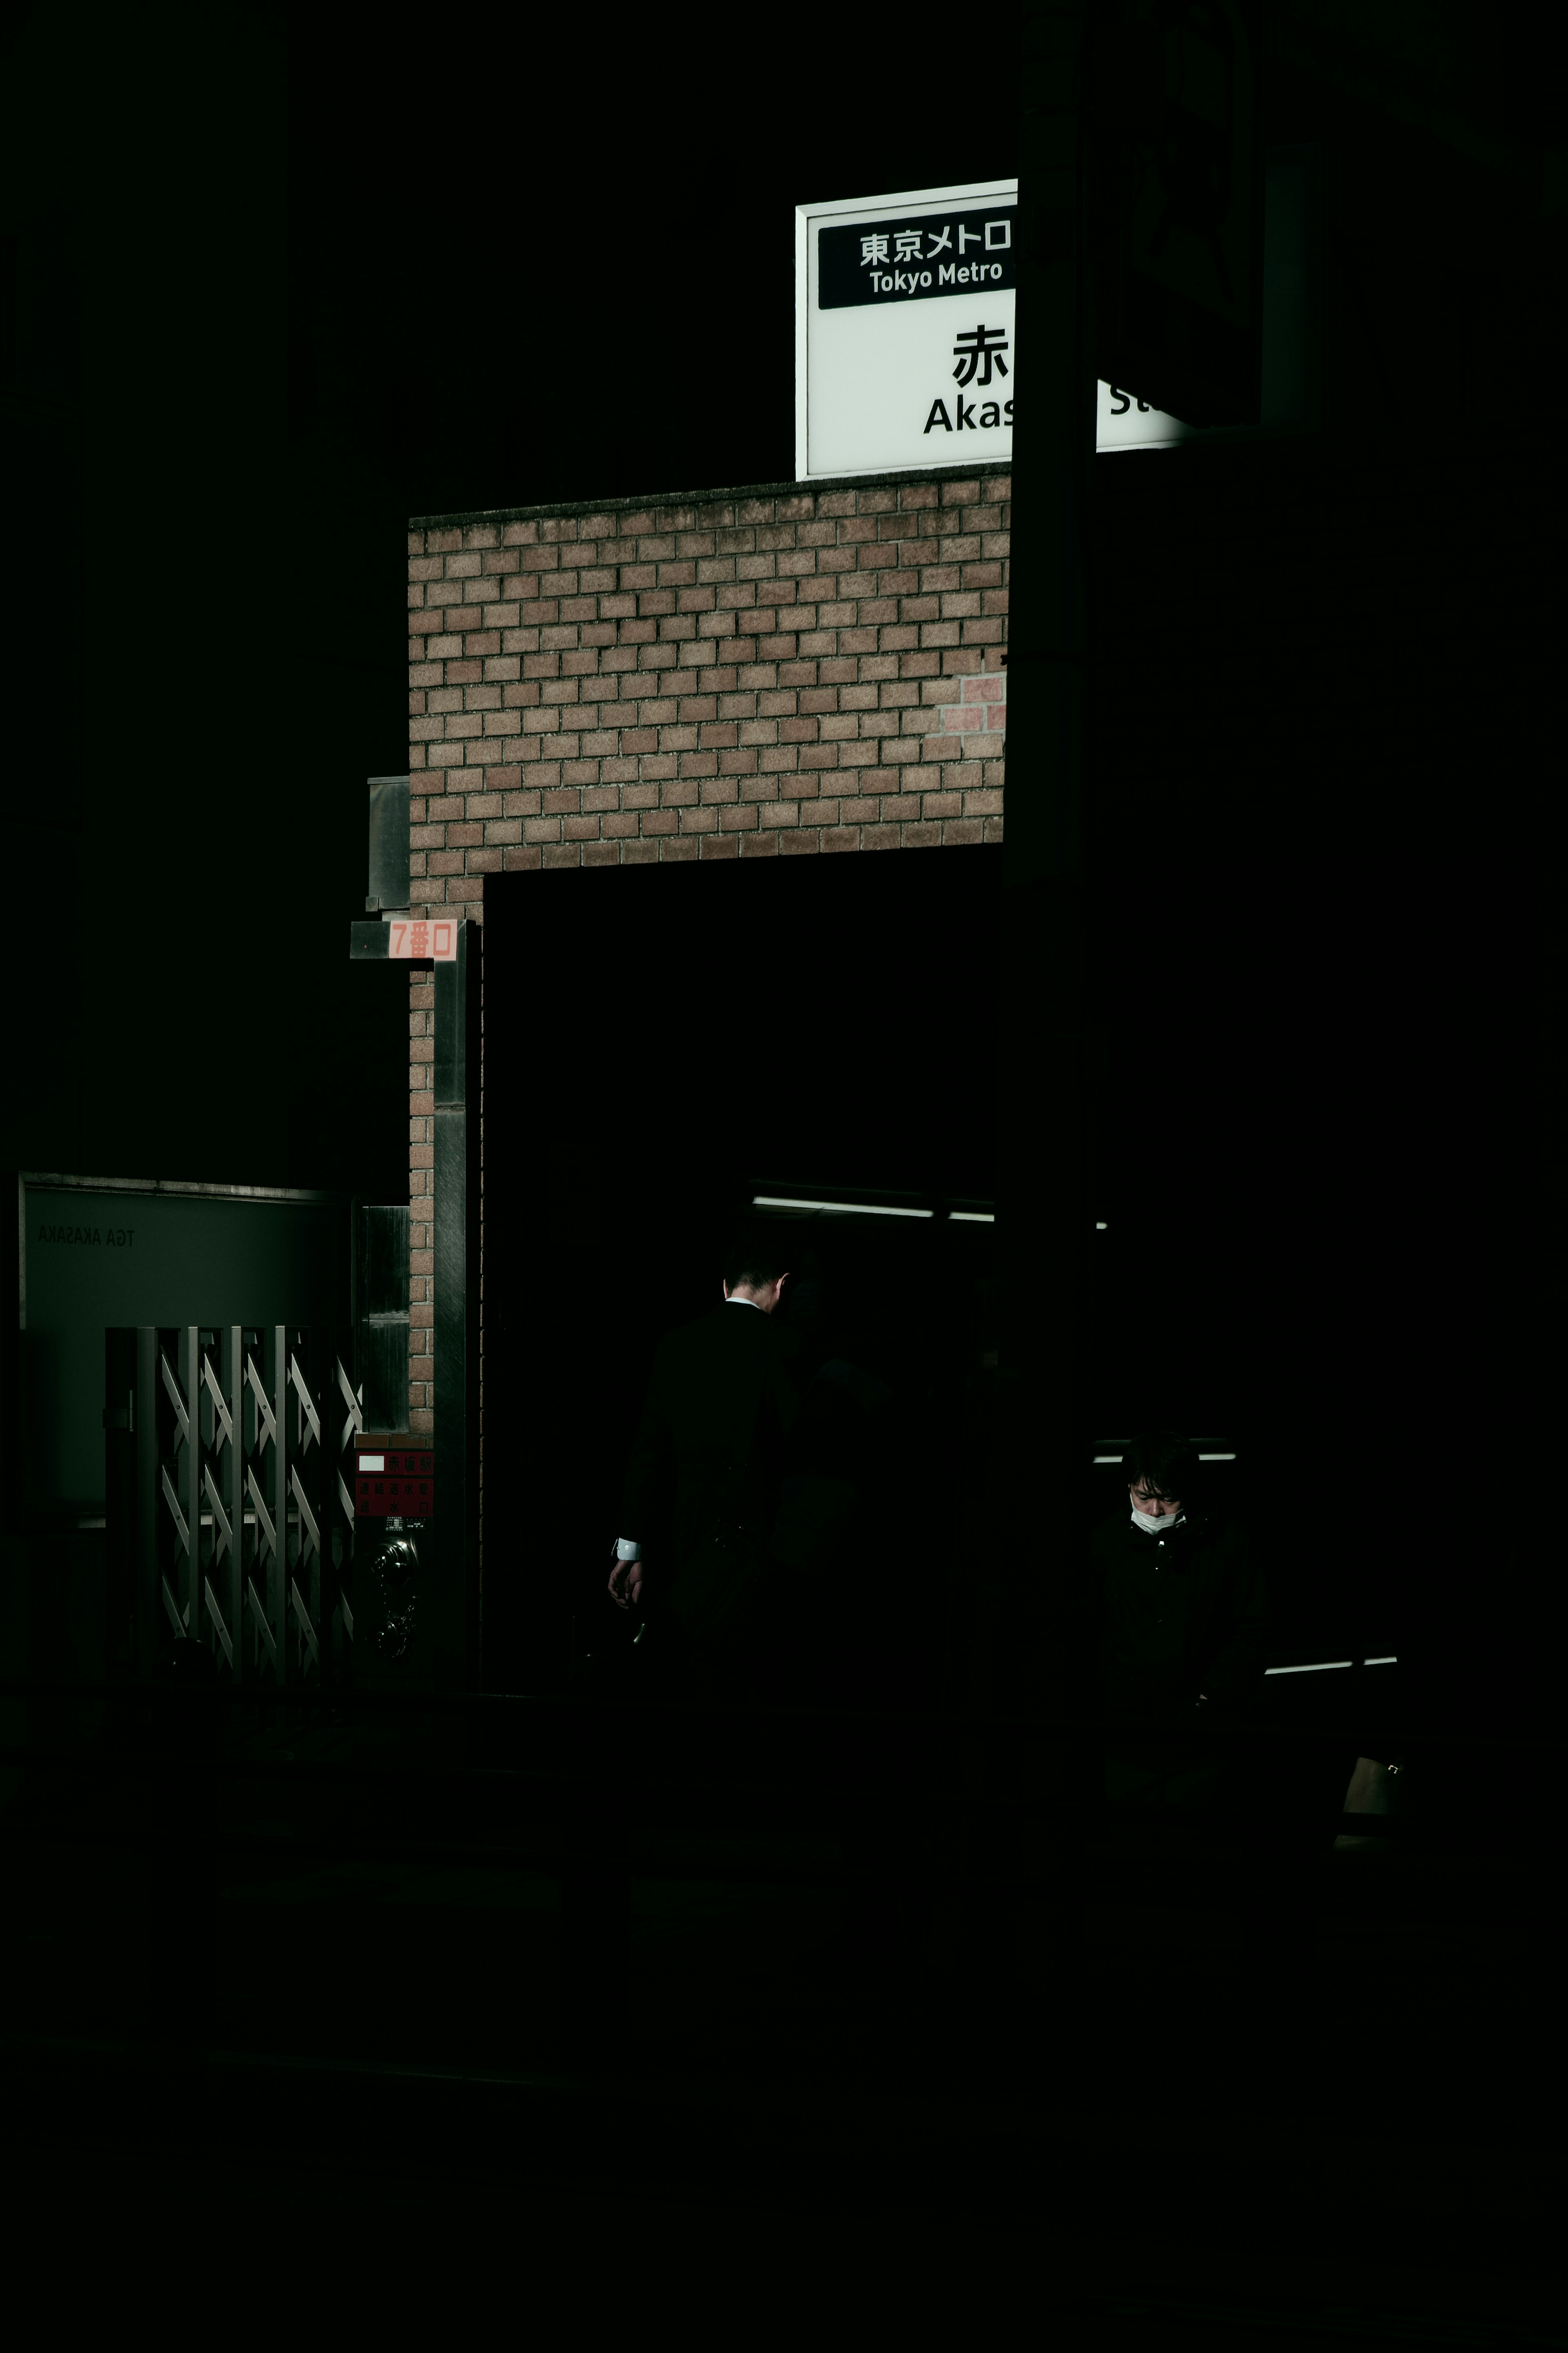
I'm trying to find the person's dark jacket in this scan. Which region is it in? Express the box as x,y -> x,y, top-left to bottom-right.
765,1353 -> 896,1699
619,1302 -> 798,1644
1084,1503 -> 1270,1741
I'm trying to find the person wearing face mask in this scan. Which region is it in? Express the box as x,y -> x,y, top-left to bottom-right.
1087,1430 -> 1271,1850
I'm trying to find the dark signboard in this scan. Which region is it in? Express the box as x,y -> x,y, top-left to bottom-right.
817,206 -> 1017,310
1087,0 -> 1262,425
23,1178 -> 343,1510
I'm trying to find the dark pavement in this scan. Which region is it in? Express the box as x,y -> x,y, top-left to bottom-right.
0,1699 -> 1556,2341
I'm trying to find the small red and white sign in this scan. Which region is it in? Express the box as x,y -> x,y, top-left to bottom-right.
387,918 -> 458,961
354,1445 -> 434,1520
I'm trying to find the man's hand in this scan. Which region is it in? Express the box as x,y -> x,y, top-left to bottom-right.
608,1555 -> 644,1611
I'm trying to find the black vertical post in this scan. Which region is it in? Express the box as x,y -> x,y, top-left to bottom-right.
131,1328 -> 159,1682
269,1325 -> 290,1684
2,1179 -> 20,1747
433,919 -> 481,1696
180,1326 -> 201,1645
221,1327 -> 244,1691
998,0 -> 1095,2074
303,1327 -> 331,1695
105,1331 -> 133,1688
101,1325 -> 161,1751
1003,3 -> 1094,1665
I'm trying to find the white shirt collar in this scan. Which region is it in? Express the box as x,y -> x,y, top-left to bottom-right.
725,1294 -> 764,1310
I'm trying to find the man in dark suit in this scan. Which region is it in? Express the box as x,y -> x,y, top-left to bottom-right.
608,1227 -> 798,1697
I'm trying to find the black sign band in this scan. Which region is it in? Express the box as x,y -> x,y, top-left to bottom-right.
817,207 -> 1016,312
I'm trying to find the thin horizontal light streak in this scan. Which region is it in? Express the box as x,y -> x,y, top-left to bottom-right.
752,1195 -> 932,1218
950,1210 -> 994,1222
1264,1656 -> 1397,1675
1091,1451 -> 1237,1463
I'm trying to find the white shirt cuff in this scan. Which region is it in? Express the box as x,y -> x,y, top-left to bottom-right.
615,1538 -> 641,1561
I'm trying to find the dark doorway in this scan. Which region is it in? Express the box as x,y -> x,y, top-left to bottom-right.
481,846 -> 1001,1697
480,836 -> 1527,1737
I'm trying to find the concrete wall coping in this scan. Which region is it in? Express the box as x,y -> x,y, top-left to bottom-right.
409,462 -> 1012,534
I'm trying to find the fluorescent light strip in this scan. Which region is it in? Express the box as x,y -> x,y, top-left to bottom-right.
1092,1451 -> 1237,1463
752,1195 -> 932,1218
1263,1657 -> 1396,1675
950,1210 -> 994,1222
1265,1658 -> 1397,1675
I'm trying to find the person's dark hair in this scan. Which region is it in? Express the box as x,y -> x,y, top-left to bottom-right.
723,1224 -> 788,1292
1122,1432 -> 1200,1507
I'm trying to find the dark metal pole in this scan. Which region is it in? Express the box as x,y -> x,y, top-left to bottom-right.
104,1325 -> 159,1690
1002,2 -> 1095,1664
180,1325 -> 201,1645
996,0 -> 1096,2116
270,1324 -> 289,1682
433,919 -> 481,1695
224,1326 -> 244,1690
133,1328 -> 158,1681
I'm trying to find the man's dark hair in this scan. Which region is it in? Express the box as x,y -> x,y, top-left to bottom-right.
1122,1431 -> 1200,1505
723,1224 -> 787,1292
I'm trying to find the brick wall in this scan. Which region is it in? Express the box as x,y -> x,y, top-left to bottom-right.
402,463 -> 1010,1432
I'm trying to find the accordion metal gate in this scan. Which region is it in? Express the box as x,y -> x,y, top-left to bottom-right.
106,1325 -> 361,1687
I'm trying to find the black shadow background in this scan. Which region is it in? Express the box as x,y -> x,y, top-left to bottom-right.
481,847 -> 1002,1697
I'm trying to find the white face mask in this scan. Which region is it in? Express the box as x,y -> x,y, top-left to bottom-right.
1131,1501 -> 1184,1534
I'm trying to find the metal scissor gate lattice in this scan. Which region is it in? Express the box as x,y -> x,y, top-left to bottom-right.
138,1326 -> 361,1686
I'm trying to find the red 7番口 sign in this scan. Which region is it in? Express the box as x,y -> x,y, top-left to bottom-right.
387,919 -> 458,960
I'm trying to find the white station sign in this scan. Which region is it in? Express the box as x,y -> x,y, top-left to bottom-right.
795,179 -> 1194,480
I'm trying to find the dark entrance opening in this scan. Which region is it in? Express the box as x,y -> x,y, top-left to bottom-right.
481,846 -> 1001,1698
480,839 -> 1521,1752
